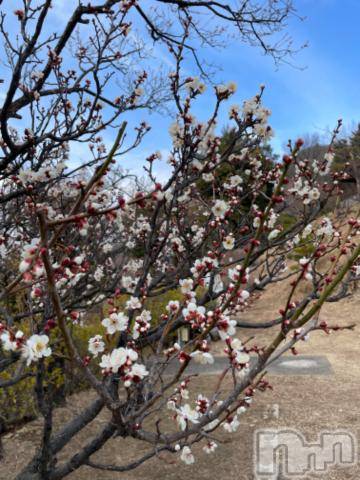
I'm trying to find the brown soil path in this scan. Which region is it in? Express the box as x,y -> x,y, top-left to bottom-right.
1,288 -> 360,480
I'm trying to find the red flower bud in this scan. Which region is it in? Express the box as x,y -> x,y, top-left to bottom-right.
283,155 -> 292,165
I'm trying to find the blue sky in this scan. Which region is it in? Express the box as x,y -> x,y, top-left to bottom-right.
2,0 -> 360,181
115,0 -> 360,179
207,0 -> 360,151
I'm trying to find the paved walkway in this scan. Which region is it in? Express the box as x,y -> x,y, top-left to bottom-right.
164,355 -> 333,376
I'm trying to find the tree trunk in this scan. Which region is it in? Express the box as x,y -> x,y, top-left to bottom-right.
16,471 -> 44,480
16,461 -> 47,480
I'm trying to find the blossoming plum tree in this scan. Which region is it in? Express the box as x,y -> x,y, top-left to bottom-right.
0,1 -> 359,479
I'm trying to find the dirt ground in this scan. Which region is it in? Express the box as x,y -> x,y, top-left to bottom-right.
1,284 -> 360,480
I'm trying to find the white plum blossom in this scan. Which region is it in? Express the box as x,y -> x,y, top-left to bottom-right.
237,406 -> 247,415
195,394 -> 209,414
166,300 -> 180,313
223,235 -> 235,250
299,257 -> 313,281
235,351 -> 250,364
102,243 -> 113,253
203,441 -> 218,454
212,199 -> 229,219
228,267 -> 241,282
226,337 -> 250,366
268,229 -> 280,241
253,216 -> 261,228
320,151 -> 335,175
126,296 -> 142,310
73,255 -> 84,265
130,362 -> 148,379
170,236 -> 185,252
267,209 -> 278,229
303,223 -> 313,236
169,121 -> 184,148
253,123 -> 274,139
210,274 -> 224,294
88,335 -> 105,357
229,338 -> 243,350
102,312 -> 128,335
185,76 -> 206,94
121,276 -> 136,292
167,398 -> 177,411
229,104 -> 240,119
216,81 -> 237,97
240,289 -> 250,301
18,162 -> 66,185
176,404 -> 199,431
229,174 -> 243,187
190,350 -> 214,364
1,330 -> 23,351
19,238 -> 40,273
22,334 -> 51,365
180,446 -> 195,465
179,381 -> 190,399
126,240 -> 136,249
124,363 -> 149,386
299,257 -> 310,266
217,316 -> 237,340
301,186 -> 321,205
223,415 -> 240,433
317,217 -> 334,237
19,259 -> 31,273
179,278 -> 194,294
202,172 -> 214,182
309,188 -> 321,201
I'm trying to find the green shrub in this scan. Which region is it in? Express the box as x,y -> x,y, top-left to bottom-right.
278,212 -> 297,231
0,288 -> 187,430
0,369 -> 37,429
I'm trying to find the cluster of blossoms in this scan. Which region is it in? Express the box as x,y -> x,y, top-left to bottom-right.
224,337 -> 250,369
185,76 -> 206,95
182,302 -> 206,328
317,217 -> 336,237
132,309 -> 152,339
289,175 -> 321,204
229,92 -> 273,139
190,255 -> 218,278
223,174 -> 243,191
18,161 -> 66,185
0,326 -> 51,365
99,347 -> 148,386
